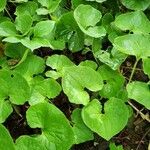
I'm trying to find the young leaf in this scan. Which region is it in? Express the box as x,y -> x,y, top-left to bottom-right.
0,124 -> 15,150
114,11 -> 150,34
114,34 -> 150,59
0,0 -> 6,12
74,4 -> 106,38
71,108 -> 94,144
34,20 -> 55,38
15,13 -> 33,34
62,66 -> 103,105
121,0 -> 150,10
26,102 -> 75,150
127,81 -> 150,109
82,98 -> 129,140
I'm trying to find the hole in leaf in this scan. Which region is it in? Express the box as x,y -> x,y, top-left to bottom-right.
4,96 -> 10,101
0,66 -> 2,69
103,80 -> 107,85
32,74 -> 37,78
11,74 -> 14,78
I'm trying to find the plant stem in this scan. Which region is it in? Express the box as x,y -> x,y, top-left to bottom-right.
127,58 -> 150,123
128,101 -> 150,123
128,59 -> 139,83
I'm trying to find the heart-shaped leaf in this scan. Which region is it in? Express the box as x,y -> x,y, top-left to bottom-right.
17,102 -> 75,150
82,98 -> 129,140
114,34 -> 150,59
62,66 -> 103,105
127,81 -> 150,109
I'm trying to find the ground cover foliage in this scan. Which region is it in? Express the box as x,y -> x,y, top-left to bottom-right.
0,0 -> 150,150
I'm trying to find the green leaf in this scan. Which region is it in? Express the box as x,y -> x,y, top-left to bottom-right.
16,135 -> 56,150
62,66 -> 103,105
121,0 -> 150,10
4,43 -> 27,58
0,0 -> 6,12
82,98 -> 129,140
98,65 -> 126,99
74,4 -> 106,38
96,48 -> 127,70
0,21 -> 17,36
56,12 -> 84,52
21,37 -> 52,51
109,143 -> 124,150
45,71 -> 61,79
34,78 -> 62,99
0,100 -> 13,123
25,102 -> 74,150
114,34 -> 150,59
127,81 -> 150,109
114,11 -> 150,34
46,55 -> 75,72
15,1 -> 38,16
34,20 -> 55,38
14,55 -> 45,81
71,108 -> 94,144
86,0 -> 106,3
79,60 -> 98,70
36,8 -> 49,15
37,0 -> 61,13
143,58 -> 150,77
15,13 -> 33,34
0,124 -> 15,150
0,70 -> 30,105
